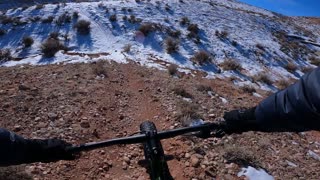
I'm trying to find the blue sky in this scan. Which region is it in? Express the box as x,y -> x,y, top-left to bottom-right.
238,0 -> 320,17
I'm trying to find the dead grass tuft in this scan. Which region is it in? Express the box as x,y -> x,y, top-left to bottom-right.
73,19 -> 91,35
173,87 -> 193,99
22,36 -> 34,48
309,56 -> 320,66
92,61 -> 108,77
41,38 -> 67,58
122,44 -> 132,53
220,58 -> 242,71
138,23 -> 154,36
254,73 -> 273,85
176,101 -> 202,126
241,85 -> 256,93
196,84 -> 212,92
0,49 -> 11,63
168,64 -> 178,76
223,146 -> 261,168
284,62 -> 298,73
191,50 -> 211,65
165,38 -> 179,54
180,17 -> 190,26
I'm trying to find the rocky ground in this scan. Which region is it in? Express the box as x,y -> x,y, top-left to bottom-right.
0,60 -> 320,179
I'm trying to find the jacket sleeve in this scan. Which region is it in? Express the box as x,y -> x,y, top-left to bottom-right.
0,128 -> 34,166
255,67 -> 320,124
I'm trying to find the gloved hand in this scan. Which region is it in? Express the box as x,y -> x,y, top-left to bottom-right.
223,107 -> 258,132
27,138 -> 78,163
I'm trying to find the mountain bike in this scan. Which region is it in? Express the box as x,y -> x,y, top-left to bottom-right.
67,121 -> 225,180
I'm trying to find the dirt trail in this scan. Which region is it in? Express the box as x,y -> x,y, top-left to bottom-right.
0,61 -> 319,179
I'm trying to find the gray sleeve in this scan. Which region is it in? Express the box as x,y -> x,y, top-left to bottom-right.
255,67 -> 320,124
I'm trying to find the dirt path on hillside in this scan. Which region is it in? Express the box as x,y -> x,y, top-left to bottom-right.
0,61 -> 320,179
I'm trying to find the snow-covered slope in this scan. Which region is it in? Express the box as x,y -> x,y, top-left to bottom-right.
0,0 -> 319,91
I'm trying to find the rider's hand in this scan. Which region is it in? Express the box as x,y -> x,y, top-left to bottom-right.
223,107 -> 258,132
28,138 -> 78,163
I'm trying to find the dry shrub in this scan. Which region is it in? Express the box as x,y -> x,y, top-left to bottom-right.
73,12 -> 79,19
122,15 -> 128,21
187,24 -> 199,34
301,66 -> 315,73
109,14 -> 117,22
122,44 -> 132,53
50,32 -> 59,39
168,64 -> 178,76
256,43 -> 265,50
176,101 -> 202,126
56,13 -> 71,25
42,16 -> 54,23
41,38 -> 66,58
196,84 -> 212,92
74,19 -> 91,34
128,15 -> 136,23
284,62 -> 297,73
309,56 -> 320,66
98,2 -> 105,8
173,87 -> 193,99
0,29 -> 6,36
180,17 -> 190,26
223,146 -> 260,168
191,50 -> 211,65
22,36 -> 34,48
1,16 -> 14,24
165,37 -> 179,54
35,4 -> 44,10
241,85 -> 256,93
0,49 -> 11,63
92,61 -> 107,76
277,79 -> 291,90
215,30 -> 228,39
220,58 -> 242,71
138,23 -> 154,36
254,72 -> 273,85
231,40 -> 238,46
168,29 -> 181,38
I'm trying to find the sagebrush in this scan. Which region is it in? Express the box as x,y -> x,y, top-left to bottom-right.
191,51 -> 211,65
74,20 -> 91,34
41,38 -> 67,57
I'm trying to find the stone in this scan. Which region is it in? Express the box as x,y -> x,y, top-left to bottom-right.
48,113 -> 58,120
18,84 -> 30,91
124,156 -> 130,163
80,121 -> 90,128
191,155 -> 200,167
13,125 -> 22,132
122,162 -> 128,170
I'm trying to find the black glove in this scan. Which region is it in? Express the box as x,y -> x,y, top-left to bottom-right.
27,138 -> 77,163
223,107 -> 258,132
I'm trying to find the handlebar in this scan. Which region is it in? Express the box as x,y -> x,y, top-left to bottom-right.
67,122 -> 225,153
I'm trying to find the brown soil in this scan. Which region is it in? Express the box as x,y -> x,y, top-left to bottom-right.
0,61 -> 319,179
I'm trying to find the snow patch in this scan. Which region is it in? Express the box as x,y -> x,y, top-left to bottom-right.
238,166 -> 274,180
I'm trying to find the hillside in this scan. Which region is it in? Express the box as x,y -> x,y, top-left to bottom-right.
1,0 -> 319,92
0,0 -> 320,179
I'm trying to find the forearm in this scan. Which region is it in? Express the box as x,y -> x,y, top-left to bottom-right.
255,67 -> 320,124
0,128 -> 42,166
